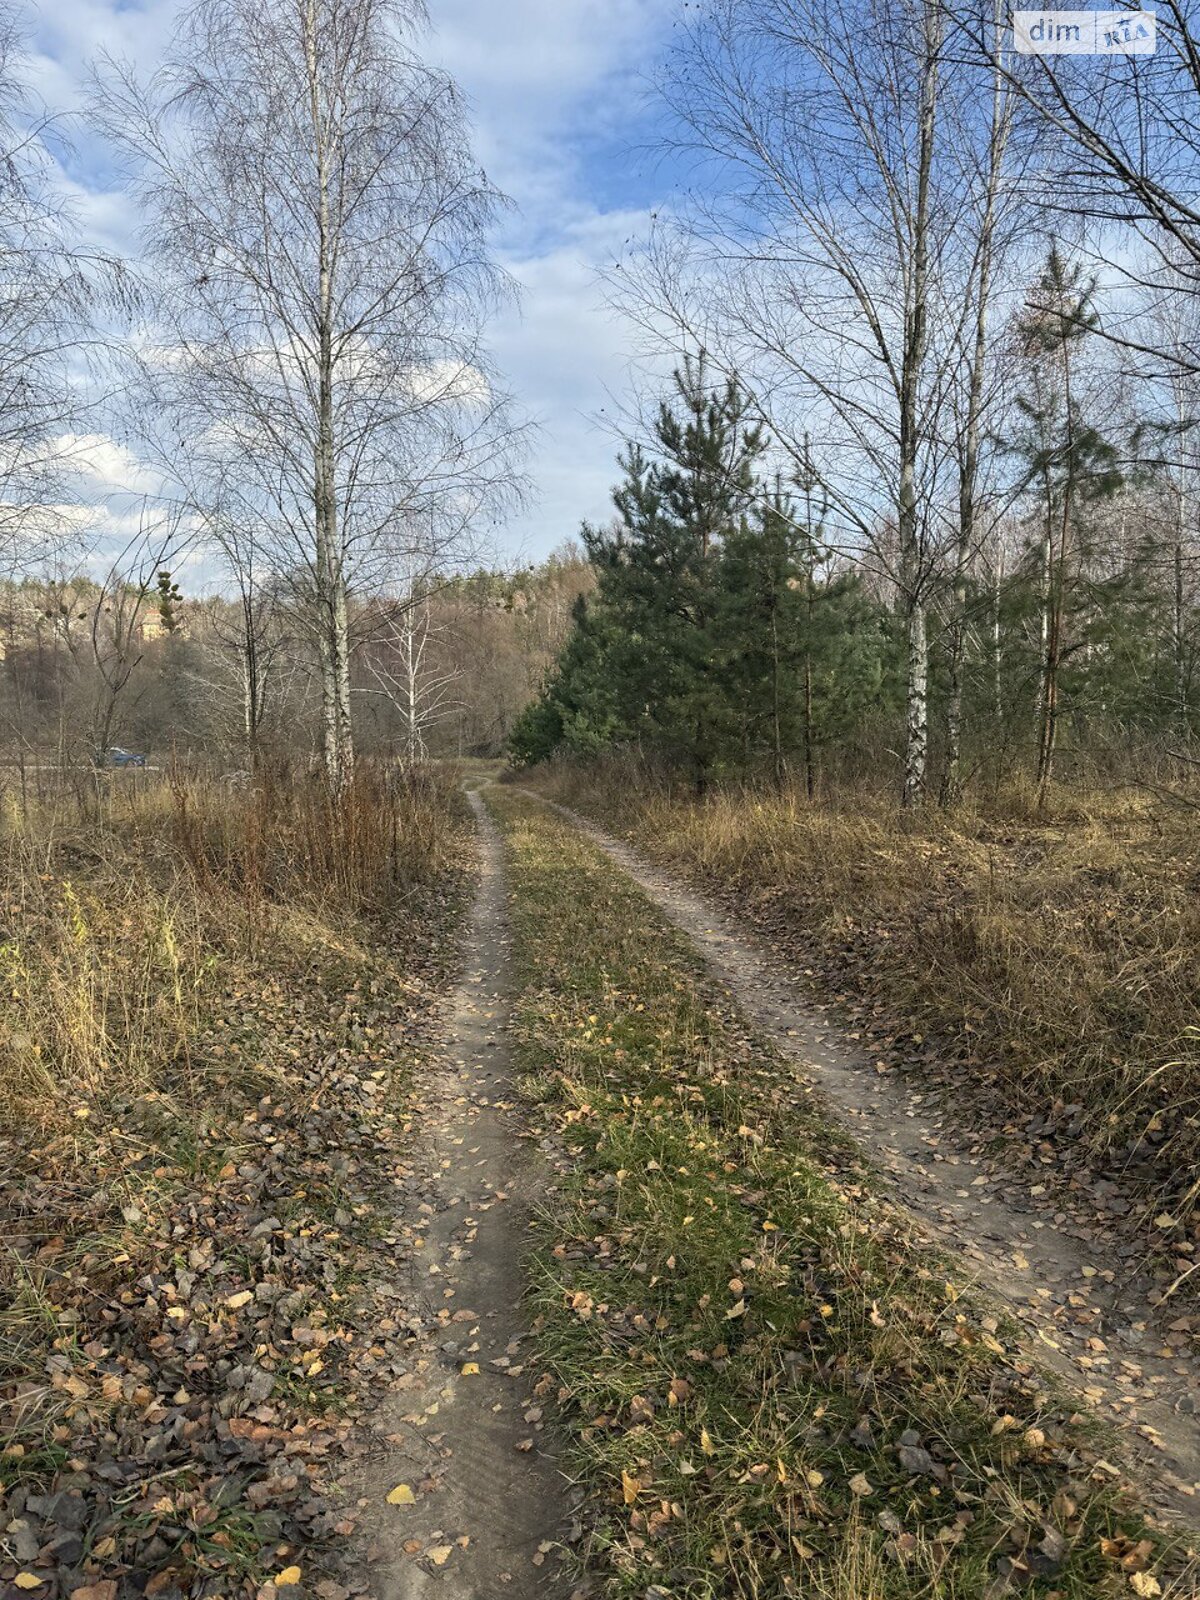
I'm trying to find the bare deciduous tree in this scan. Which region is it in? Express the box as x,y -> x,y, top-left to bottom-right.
96,0 -> 525,788
364,588 -> 461,766
0,6 -> 127,576
611,0 -> 980,805
939,0 -> 1017,803
43,505 -> 190,760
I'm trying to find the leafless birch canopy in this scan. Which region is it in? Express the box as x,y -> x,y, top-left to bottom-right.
93,0 -> 525,781
611,0 -> 1035,802
0,5 -> 125,572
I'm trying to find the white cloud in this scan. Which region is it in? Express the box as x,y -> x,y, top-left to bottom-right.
430,0 -> 671,196
48,432 -> 165,497
406,358 -> 492,408
27,0 -> 676,565
424,0 -> 678,556
26,0 -> 181,111
487,209 -> 667,556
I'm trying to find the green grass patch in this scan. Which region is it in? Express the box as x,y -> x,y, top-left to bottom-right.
489,788 -> 1192,1600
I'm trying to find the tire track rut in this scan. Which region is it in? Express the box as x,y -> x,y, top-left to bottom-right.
354,791 -> 571,1597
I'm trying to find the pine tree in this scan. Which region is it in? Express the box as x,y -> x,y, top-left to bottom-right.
155,570 -> 185,634
583,356 -> 765,789
716,482 -> 804,783
508,594 -> 627,765
1012,247 -> 1123,805
715,459 -> 897,791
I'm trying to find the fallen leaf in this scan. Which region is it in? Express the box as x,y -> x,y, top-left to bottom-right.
628,1394 -> 654,1424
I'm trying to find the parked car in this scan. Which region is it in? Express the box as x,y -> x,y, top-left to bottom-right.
95,746 -> 148,768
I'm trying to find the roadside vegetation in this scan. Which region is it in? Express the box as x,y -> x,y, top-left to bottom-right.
501,342 -> 1200,1272
525,757 -> 1200,1250
0,766 -> 469,1599
491,787 -> 1191,1600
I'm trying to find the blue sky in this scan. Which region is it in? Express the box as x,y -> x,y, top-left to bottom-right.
24,0 -> 683,567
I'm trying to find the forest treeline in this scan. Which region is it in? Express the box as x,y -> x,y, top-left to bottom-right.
0,0 -> 538,788
511,0 -> 1200,811
0,553 -> 590,771
512,255 -> 1200,805
8,0 -> 1200,809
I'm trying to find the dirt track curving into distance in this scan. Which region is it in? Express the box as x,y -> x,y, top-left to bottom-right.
525,789 -> 1200,1526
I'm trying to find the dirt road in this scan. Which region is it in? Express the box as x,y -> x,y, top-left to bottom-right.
355,791 -> 571,1597
528,791 -> 1200,1523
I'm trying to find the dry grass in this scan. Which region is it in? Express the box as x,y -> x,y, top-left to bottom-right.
0,763 -> 467,1134
0,764 -> 472,1596
529,755 -> 1200,1223
0,864 -> 207,1116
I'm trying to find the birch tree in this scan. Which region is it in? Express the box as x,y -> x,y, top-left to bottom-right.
96,0 -> 522,789
939,0 -> 1017,803
960,2 -> 1200,284
612,0 -> 966,805
0,6 -> 125,574
364,590 -> 461,766
1122,264 -> 1200,734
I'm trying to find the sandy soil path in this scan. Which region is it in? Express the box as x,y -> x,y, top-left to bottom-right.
354,791 -> 572,1597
